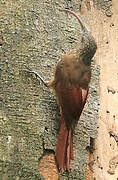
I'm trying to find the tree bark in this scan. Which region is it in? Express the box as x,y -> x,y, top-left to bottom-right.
0,0 -> 101,179
82,0 -> 118,179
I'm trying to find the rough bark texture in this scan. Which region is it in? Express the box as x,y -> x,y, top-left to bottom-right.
81,0 -> 118,180
0,0 -> 101,179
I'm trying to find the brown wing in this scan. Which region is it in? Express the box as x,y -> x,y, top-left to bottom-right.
55,82 -> 88,129
54,50 -> 89,129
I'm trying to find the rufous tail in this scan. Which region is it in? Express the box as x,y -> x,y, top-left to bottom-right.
56,115 -> 74,172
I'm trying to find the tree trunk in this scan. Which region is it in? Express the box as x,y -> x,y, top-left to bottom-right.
3,0 -> 117,179
83,0 -> 118,179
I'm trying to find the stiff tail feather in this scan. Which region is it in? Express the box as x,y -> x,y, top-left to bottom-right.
56,115 -> 73,171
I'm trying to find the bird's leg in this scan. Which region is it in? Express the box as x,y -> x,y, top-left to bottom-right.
23,69 -> 54,87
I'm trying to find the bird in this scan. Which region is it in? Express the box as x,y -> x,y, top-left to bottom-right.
26,9 -> 97,172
